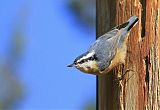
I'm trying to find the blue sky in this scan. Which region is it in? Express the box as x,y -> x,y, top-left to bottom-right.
0,0 -> 96,109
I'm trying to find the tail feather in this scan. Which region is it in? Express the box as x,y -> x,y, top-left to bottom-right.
115,16 -> 139,31
127,16 -> 139,31
117,16 -> 139,48
116,22 -> 129,30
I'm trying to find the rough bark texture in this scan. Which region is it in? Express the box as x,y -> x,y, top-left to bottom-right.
97,0 -> 160,110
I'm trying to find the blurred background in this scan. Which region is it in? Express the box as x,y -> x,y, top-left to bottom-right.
0,0 -> 96,110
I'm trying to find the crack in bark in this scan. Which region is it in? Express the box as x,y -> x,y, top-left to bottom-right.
145,56 -> 149,90
144,55 -> 150,110
140,0 -> 146,38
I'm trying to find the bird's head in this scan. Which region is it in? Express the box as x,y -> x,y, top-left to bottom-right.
67,51 -> 99,73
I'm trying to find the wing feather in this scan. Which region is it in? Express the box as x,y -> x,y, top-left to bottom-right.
89,29 -> 120,71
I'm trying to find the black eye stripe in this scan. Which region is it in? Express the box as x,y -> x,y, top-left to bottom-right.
79,59 -> 86,64
74,53 -> 98,64
80,60 -> 85,63
78,56 -> 97,64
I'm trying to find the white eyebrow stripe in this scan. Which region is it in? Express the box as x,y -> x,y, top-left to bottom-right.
77,51 -> 95,62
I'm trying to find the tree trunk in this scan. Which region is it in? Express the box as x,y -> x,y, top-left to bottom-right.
96,0 -> 160,110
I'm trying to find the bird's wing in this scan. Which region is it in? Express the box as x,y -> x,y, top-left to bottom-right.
89,29 -> 120,71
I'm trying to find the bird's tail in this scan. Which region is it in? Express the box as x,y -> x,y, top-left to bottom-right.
116,16 -> 139,48
116,16 -> 139,31
125,16 -> 139,31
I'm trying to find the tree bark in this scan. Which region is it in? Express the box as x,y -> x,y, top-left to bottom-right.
96,0 -> 160,110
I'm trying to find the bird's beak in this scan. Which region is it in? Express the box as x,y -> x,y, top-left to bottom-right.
67,63 -> 74,67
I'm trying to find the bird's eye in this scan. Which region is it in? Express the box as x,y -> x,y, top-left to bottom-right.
89,57 -> 94,60
92,57 -> 94,60
80,60 -> 85,63
89,57 -> 92,60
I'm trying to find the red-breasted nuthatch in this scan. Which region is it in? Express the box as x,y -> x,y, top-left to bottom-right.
67,16 -> 139,75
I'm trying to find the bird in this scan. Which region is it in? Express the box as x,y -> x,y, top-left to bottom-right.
67,16 -> 139,75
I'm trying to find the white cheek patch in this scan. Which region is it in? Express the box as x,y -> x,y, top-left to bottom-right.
76,60 -> 98,73
77,51 -> 95,63
79,61 -> 97,69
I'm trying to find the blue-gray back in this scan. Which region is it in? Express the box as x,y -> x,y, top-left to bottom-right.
88,29 -> 120,71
